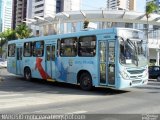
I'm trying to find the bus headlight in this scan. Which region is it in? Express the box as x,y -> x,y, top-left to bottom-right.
120,71 -> 129,79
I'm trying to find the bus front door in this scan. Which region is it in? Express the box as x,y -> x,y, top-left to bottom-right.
45,45 -> 56,80
99,41 -> 115,86
16,47 -> 22,75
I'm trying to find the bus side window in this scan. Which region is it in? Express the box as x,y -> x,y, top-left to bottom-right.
78,35 -> 96,57
8,44 -> 16,57
24,42 -> 32,57
33,41 -> 44,57
60,37 -> 77,57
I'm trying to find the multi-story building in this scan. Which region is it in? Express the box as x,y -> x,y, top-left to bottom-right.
63,0 -> 81,11
28,0 -> 81,18
30,0 -> 56,18
12,0 -> 27,29
26,0 -> 81,36
106,0 -> 136,11
129,0 -> 136,10
12,0 -> 81,30
0,0 -> 12,32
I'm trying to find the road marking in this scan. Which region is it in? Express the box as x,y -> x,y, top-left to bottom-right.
0,95 -> 100,109
0,94 -> 24,97
68,111 -> 88,114
33,107 -> 63,113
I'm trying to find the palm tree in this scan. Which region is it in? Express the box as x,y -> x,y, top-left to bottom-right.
15,24 -> 32,39
145,0 -> 158,61
146,0 -> 158,32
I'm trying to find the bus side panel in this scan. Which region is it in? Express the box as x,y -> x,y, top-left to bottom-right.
55,57 -> 98,86
55,57 -> 76,83
74,57 -> 98,86
7,57 -> 17,74
22,57 -> 46,80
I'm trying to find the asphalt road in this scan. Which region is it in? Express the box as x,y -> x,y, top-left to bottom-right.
0,68 -> 160,120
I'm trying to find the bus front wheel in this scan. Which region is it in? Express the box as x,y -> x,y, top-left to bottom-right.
80,73 -> 92,90
157,76 -> 160,82
24,67 -> 32,81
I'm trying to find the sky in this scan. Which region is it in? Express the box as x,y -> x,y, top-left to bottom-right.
81,0 -> 146,12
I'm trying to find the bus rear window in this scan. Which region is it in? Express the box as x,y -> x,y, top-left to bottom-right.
33,41 -> 44,57
78,35 -> 96,57
8,44 -> 16,57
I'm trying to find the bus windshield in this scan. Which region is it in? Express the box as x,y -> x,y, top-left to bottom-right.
119,38 -> 147,67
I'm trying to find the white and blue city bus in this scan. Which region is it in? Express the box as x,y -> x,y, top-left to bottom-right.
7,28 -> 148,90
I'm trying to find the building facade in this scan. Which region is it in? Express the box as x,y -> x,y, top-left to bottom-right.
0,0 -> 12,32
27,0 -> 81,19
11,0 -> 80,34
63,0 -> 81,11
30,0 -> 56,18
106,0 -> 136,11
12,0 -> 27,29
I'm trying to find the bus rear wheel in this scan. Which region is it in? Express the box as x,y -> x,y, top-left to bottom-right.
80,73 -> 92,90
24,68 -> 31,81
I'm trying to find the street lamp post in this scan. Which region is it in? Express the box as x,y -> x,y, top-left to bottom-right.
0,38 -> 2,58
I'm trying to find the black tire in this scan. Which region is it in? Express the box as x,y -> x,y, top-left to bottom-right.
80,73 -> 92,90
157,75 -> 160,82
24,67 -> 32,81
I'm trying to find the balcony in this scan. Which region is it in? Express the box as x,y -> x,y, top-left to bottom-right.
33,0 -> 44,7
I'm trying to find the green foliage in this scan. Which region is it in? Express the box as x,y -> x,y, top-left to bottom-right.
0,39 -> 6,56
146,1 -> 158,18
15,24 -> 32,39
0,28 -> 16,41
0,23 -> 32,44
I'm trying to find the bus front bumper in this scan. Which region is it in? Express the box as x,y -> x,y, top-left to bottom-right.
116,77 -> 148,89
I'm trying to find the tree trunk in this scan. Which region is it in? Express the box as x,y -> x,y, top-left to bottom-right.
147,17 -> 149,64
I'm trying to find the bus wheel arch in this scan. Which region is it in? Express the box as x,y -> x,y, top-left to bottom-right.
24,66 -> 32,81
77,70 -> 93,90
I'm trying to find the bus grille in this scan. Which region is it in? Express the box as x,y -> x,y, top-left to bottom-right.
132,80 -> 142,84
130,75 -> 143,79
127,69 -> 145,74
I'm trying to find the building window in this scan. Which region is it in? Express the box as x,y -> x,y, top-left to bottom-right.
60,37 -> 77,57
24,42 -> 32,57
78,36 -> 96,57
35,10 -> 44,14
35,0 -> 43,2
33,41 -> 44,57
125,23 -> 133,28
35,4 -> 44,8
8,44 -> 16,57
